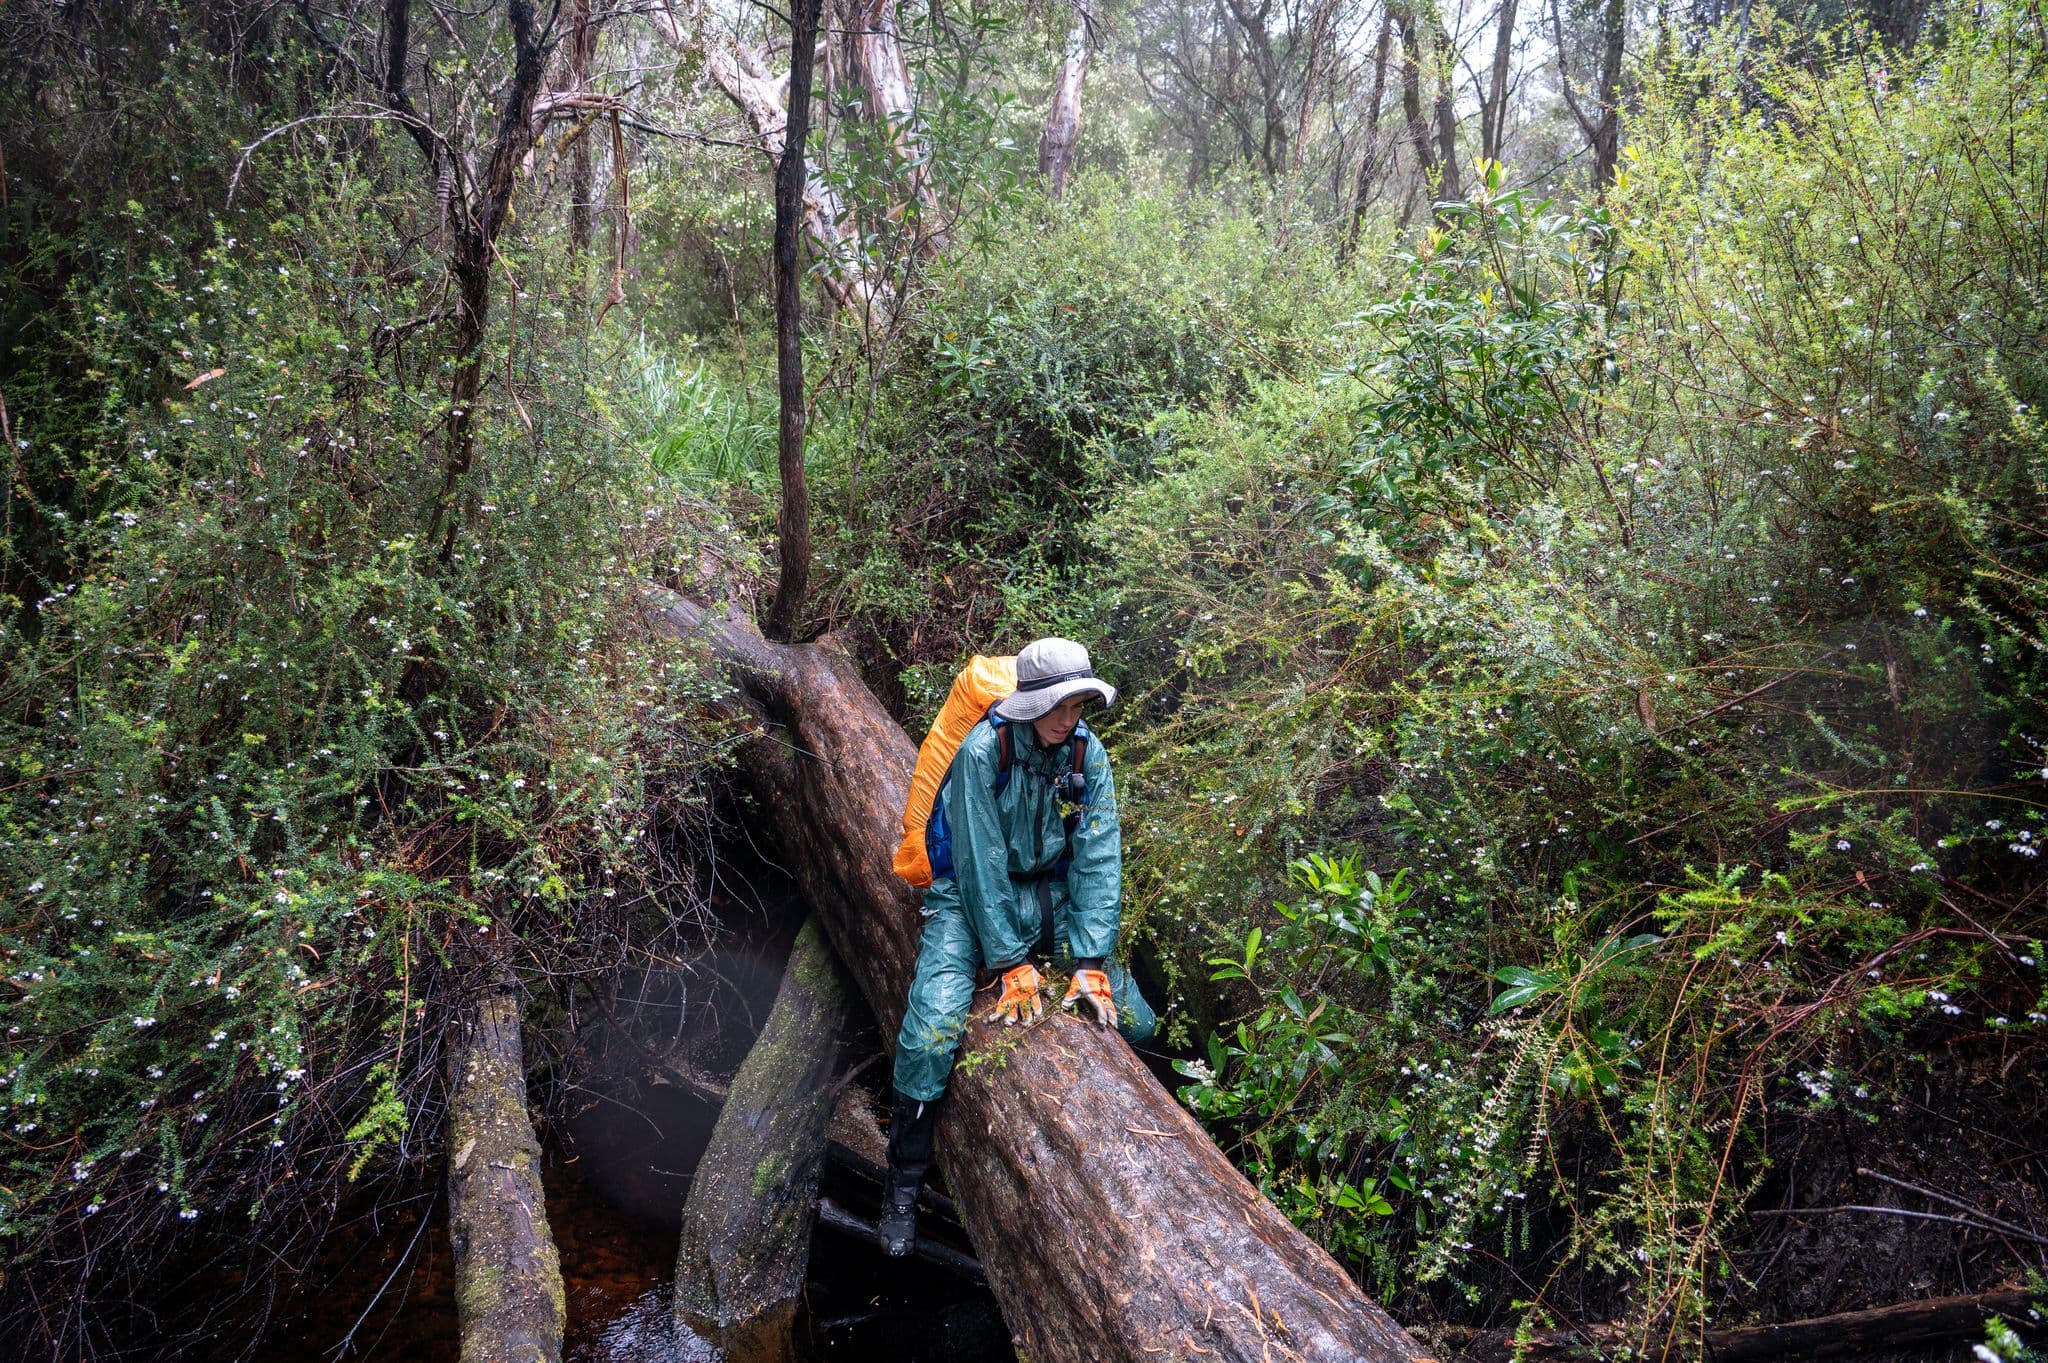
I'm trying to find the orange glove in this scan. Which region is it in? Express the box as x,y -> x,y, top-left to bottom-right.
988,963 -> 1044,1026
1062,968 -> 1118,1027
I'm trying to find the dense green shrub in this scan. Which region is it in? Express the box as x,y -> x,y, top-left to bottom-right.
1081,6 -> 2048,1337
814,182 -> 1374,704
0,29 -> 726,1348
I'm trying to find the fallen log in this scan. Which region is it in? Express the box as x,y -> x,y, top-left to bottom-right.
1703,1286 -> 2043,1361
447,958 -> 565,1363
672,915 -> 850,1357
1437,1286 -> 2045,1361
644,590 -> 1433,1363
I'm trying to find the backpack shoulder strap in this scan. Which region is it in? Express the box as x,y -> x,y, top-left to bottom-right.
986,704 -> 1015,796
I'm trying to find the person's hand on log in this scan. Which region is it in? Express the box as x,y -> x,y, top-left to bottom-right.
1061,964 -> 1118,1027
989,963 -> 1045,1026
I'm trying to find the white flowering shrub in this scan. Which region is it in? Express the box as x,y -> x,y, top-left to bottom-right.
0,22 -> 731,1347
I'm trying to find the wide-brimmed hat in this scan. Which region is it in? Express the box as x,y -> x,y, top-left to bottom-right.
993,638 -> 1117,722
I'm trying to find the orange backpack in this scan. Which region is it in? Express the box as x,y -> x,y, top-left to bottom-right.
893,655 -> 1016,887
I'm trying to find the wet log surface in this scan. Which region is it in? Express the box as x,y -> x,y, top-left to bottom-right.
447,960 -> 565,1363
644,589 -> 1433,1363
672,915 -> 850,1351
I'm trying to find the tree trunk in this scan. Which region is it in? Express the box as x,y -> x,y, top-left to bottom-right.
641,591 -> 1435,1363
762,0 -> 822,642
1430,15 -> 1461,204
646,10 -> 891,323
673,916 -> 850,1357
1037,5 -> 1092,201
1289,0 -> 1340,177
836,0 -> 946,255
567,0 -> 596,255
1552,0 -> 1625,193
1221,0 -> 1287,179
1590,0 -> 1625,190
1480,0 -> 1519,163
1341,9 -> 1394,264
448,959 -> 565,1363
375,0 -> 552,562
1396,7 -> 1437,204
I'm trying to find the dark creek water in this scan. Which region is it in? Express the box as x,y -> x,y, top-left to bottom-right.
247,1081 -> 1008,1363
252,870 -> 1011,1363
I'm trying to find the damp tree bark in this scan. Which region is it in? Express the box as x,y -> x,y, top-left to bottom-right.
673,916 -> 851,1358
762,0 -> 824,642
447,956 -> 565,1363
642,590 -> 1435,1363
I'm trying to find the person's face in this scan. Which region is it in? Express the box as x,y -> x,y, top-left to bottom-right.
1031,694 -> 1087,747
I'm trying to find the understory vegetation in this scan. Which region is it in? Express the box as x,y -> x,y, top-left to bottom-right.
815,5 -> 2048,1344
4,0 -> 2045,1356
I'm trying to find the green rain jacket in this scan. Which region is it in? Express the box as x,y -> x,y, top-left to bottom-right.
941,717 -> 1121,969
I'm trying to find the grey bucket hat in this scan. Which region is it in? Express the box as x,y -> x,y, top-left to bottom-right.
993,637 -> 1117,722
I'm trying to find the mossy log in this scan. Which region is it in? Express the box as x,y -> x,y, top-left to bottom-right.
447,960 -> 564,1363
672,915 -> 850,1355
644,590 -> 1434,1363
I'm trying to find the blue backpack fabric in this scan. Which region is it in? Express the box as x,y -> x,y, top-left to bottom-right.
924,711 -> 1090,882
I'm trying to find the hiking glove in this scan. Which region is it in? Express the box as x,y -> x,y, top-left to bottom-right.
1062,967 -> 1118,1027
989,963 -> 1044,1026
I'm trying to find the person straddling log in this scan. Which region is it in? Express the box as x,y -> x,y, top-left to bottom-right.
879,637 -> 1156,1257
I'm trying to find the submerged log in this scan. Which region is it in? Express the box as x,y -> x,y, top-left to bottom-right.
673,915 -> 851,1355
644,590 -> 1432,1363
815,1197 -> 987,1281
447,959 -> 565,1363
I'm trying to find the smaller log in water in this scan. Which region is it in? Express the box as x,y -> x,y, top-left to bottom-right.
448,958 -> 565,1363
673,915 -> 851,1359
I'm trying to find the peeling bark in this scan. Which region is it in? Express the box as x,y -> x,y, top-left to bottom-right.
834,0 -> 945,255
673,916 -> 850,1352
1037,6 -> 1092,201
642,591 -> 1434,1363
645,4 -> 892,323
448,960 -> 564,1363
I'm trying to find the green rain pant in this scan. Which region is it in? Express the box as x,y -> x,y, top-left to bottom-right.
892,883 -> 1157,1104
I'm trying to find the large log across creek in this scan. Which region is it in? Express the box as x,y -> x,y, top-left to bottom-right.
645,589 -> 1433,1363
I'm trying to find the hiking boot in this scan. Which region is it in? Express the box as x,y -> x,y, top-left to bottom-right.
878,1088 -> 937,1259
878,1177 -> 920,1258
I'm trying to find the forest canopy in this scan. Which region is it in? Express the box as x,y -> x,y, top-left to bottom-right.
2,0 -> 2045,1357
